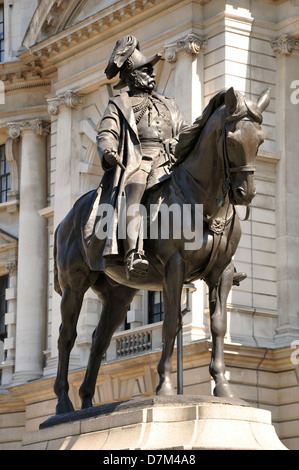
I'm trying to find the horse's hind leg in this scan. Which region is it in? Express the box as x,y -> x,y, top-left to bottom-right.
208,261 -> 235,398
54,286 -> 86,415
79,278 -> 137,409
156,253 -> 185,396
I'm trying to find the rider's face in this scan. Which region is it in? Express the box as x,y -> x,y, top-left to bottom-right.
129,64 -> 156,92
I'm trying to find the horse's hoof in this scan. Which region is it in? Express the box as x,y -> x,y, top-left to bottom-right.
213,382 -> 235,398
55,398 -> 75,415
156,377 -> 175,396
81,398 -> 93,410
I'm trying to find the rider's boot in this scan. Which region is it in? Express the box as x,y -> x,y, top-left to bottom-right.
125,250 -> 149,280
233,269 -> 247,286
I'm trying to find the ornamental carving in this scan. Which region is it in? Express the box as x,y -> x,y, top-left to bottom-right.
165,33 -> 207,62
47,90 -> 86,115
6,260 -> 17,276
30,119 -> 51,136
8,119 -> 50,139
271,33 -> 299,55
7,124 -> 22,140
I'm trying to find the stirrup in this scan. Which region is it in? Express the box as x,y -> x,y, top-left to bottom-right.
126,251 -> 149,279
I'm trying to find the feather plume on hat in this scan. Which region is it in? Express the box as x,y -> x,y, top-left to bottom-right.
105,35 -> 140,80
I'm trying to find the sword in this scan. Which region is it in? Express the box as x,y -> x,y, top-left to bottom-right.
116,159 -> 126,171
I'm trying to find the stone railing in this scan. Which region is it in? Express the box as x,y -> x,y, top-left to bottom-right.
116,331 -> 152,357
105,322 -> 163,363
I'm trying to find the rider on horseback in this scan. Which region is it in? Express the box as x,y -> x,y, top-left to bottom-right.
97,35 -> 188,279
97,35 -> 246,285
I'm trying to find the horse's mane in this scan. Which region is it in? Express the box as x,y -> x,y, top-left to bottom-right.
174,91 -> 226,165
174,90 -> 263,165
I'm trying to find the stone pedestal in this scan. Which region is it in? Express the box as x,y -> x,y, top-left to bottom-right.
22,396 -> 287,450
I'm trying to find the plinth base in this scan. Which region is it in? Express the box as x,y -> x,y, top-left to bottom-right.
22,396 -> 287,450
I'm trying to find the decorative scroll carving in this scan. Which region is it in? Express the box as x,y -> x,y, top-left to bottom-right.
165,33 -> 207,62
47,90 -> 86,115
271,33 -> 299,55
7,124 -> 22,140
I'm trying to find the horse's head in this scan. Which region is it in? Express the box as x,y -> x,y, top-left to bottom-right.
223,87 -> 270,206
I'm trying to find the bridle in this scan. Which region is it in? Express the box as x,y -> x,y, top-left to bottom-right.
220,117 -> 257,220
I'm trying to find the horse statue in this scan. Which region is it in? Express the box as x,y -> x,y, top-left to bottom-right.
53,87 -> 270,415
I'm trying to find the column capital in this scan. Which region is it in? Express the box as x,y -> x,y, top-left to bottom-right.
271,33 -> 299,55
47,90 -> 86,115
7,119 -> 50,139
164,33 -> 207,62
6,260 -> 17,276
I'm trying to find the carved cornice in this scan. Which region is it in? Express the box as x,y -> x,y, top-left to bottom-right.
271,33 -> 299,55
164,34 -> 207,62
7,119 -> 50,139
47,90 -> 86,115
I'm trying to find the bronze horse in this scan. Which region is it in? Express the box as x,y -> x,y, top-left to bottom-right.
53,87 -> 270,414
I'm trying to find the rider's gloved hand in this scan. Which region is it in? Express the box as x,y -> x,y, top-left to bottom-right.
103,148 -> 119,166
163,138 -> 178,156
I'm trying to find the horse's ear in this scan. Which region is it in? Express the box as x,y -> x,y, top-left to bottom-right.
225,87 -> 237,115
257,87 -> 271,112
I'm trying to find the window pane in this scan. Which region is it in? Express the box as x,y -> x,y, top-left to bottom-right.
0,4 -> 4,63
148,291 -> 164,323
0,145 -> 10,203
0,276 -> 8,341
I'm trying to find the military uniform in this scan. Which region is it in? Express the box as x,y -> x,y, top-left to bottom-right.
95,35 -> 191,278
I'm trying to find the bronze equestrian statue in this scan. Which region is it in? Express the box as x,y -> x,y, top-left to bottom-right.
53,35 -> 270,415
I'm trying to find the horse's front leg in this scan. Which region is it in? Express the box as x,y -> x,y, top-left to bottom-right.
156,253 -> 185,396
208,261 -> 235,398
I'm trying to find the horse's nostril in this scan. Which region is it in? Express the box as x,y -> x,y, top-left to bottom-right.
236,187 -> 246,198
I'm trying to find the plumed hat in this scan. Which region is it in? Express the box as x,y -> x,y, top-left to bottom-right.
105,35 -> 162,89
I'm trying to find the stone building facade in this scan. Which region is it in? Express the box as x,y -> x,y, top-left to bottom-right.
0,0 -> 298,450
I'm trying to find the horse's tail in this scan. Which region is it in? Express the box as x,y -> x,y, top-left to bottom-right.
53,224 -> 62,297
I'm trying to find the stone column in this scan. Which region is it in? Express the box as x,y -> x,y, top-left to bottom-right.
8,119 -> 50,383
165,33 -> 207,123
47,90 -> 85,226
45,91 -> 85,374
270,34 -> 299,346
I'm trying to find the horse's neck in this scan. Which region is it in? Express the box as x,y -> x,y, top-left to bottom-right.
180,121 -> 225,215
